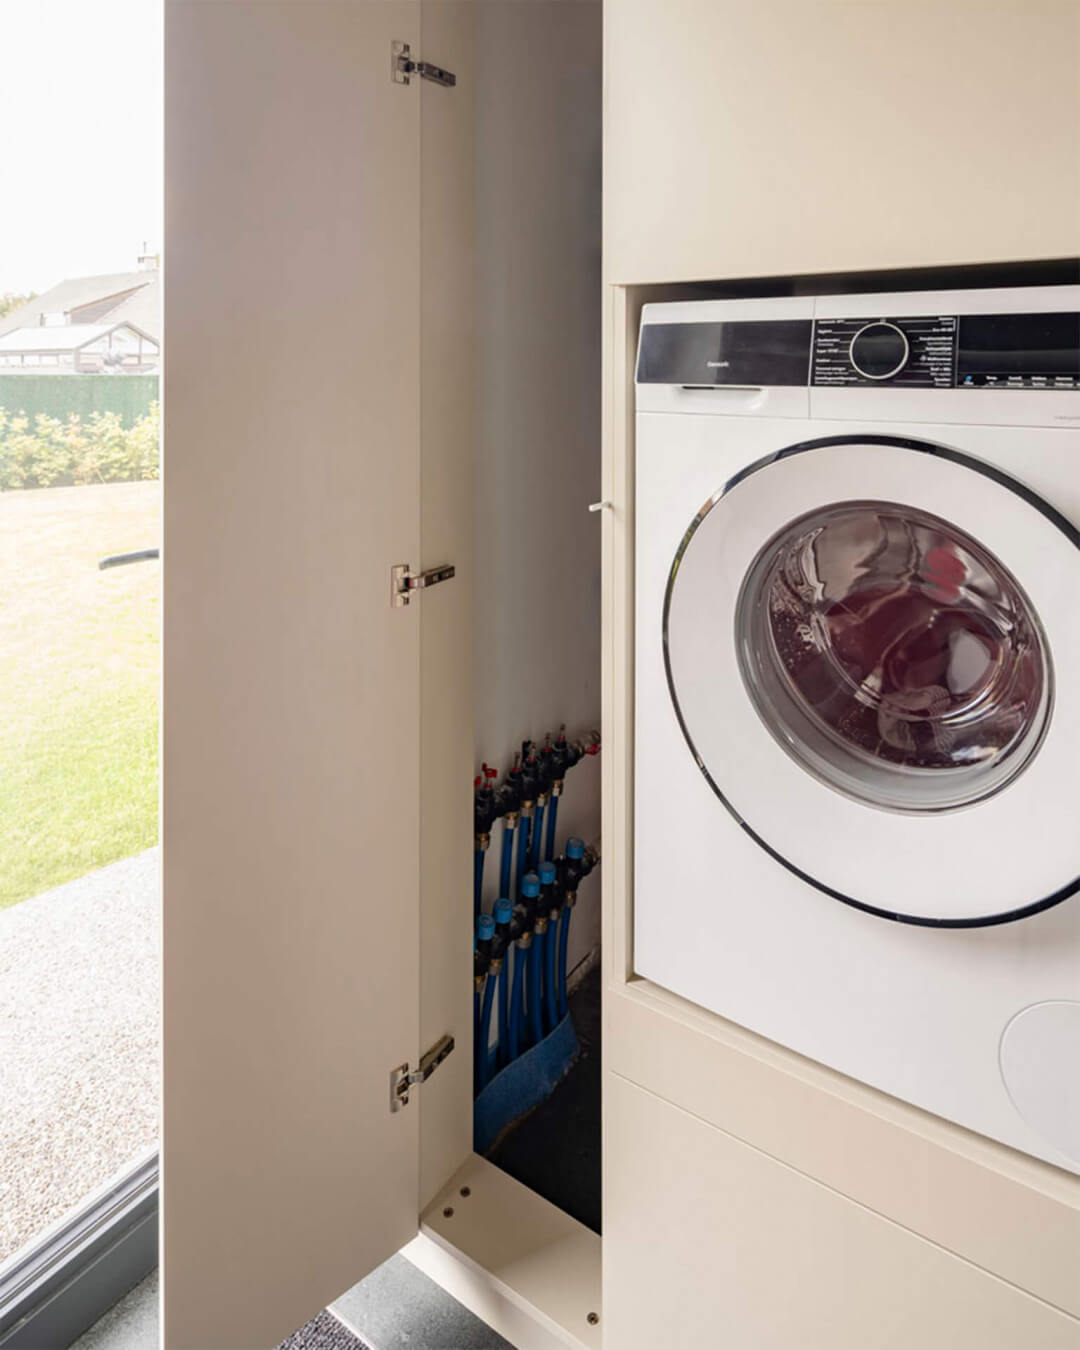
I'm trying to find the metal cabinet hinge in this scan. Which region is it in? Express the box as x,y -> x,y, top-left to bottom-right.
390,1034 -> 455,1112
391,562 -> 456,608
392,41 -> 456,88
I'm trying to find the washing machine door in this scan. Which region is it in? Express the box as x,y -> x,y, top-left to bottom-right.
664,435 -> 1080,925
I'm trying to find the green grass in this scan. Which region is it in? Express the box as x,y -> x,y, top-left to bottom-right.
0,481 -> 159,908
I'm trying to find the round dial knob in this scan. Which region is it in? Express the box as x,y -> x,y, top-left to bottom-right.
849,322 -> 909,381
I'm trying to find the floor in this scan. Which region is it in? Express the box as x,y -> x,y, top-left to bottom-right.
66,1255 -> 516,1350
487,964 -> 602,1234
331,1254 -> 515,1350
0,850 -> 159,1263
69,1271 -> 158,1350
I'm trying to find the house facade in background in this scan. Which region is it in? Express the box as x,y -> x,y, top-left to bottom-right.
0,257 -> 160,374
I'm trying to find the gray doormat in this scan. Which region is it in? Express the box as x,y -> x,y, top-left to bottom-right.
276,1309 -> 370,1350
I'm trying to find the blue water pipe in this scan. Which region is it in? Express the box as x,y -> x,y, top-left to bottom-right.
530,796 -> 547,872
556,838 -> 585,1019
556,906 -> 571,1020
538,860 -> 559,1033
544,794 -> 559,862
527,931 -> 544,1047
498,817 -> 516,899
507,933 -> 527,1062
474,912 -> 495,1092
514,810 -> 532,901
519,871 -> 541,1047
493,898 -> 512,1068
477,970 -> 497,1091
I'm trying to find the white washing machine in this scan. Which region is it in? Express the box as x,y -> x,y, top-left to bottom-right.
634,285 -> 1080,1173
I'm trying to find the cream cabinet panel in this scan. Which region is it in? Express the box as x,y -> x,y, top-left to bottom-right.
163,4 -> 425,1346
604,0 -> 1080,284
604,1073 -> 1080,1350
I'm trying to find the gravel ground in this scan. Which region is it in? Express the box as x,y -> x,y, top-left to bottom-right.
0,849 -> 159,1265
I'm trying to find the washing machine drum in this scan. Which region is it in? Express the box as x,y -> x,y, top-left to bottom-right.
664,436 -> 1080,925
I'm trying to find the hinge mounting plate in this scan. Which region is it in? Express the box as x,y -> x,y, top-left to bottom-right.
390,1033 -> 455,1112
392,40 -> 457,88
391,562 -> 456,608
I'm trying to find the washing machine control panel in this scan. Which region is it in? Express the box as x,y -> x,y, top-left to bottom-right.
812,310 -> 1080,390
813,315 -> 956,388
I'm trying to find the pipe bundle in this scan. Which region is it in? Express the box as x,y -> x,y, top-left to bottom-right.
472,728 -> 599,1094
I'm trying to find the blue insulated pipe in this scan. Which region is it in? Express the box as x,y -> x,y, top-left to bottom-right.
494,898 -> 512,1068
544,914 -> 558,1031
477,974 -> 497,1091
556,838 -> 585,1018
527,937 -> 544,1047
519,871 -> 540,1035
514,812 -> 532,900
544,795 -> 559,862
538,860 -> 559,1032
556,906 -> 571,1020
508,940 -> 526,1062
474,912 -> 495,1092
530,799 -> 546,872
499,818 -> 515,899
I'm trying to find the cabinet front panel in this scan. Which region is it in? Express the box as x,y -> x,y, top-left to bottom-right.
604,1072 -> 1080,1350
604,0 -> 1080,284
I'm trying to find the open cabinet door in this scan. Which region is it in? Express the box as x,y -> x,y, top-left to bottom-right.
163,4 -> 434,1345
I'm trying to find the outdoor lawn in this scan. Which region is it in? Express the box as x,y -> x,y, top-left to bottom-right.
0,481 -> 160,908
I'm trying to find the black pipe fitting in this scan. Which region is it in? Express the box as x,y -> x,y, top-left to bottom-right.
538,860 -> 560,921
494,759 -> 523,821
490,919 -> 511,966
474,766 -> 499,838
551,726 -> 600,779
557,838 -> 587,898
475,913 -> 495,979
535,736 -> 558,798
520,871 -> 542,926
509,901 -> 531,942
518,743 -> 540,807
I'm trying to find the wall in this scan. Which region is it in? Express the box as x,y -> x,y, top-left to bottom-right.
473,0 -> 604,970
0,373 -> 157,425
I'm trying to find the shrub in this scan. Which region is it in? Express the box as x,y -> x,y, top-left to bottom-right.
0,402 -> 160,490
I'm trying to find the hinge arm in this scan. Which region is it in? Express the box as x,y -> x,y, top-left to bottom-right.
390,1033 -> 455,1112
392,41 -> 457,87
391,563 -> 456,608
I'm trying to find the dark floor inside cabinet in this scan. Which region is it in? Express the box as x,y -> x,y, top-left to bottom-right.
486,965 -> 602,1235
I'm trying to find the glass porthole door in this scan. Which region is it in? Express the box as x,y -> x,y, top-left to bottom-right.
664,437 -> 1080,925
735,501 -> 1052,814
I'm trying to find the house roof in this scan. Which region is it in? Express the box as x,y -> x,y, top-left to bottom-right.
0,269 -> 160,342
0,322 -> 157,354
99,280 -> 160,335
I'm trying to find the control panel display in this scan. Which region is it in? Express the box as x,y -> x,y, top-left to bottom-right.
812,316 -> 957,388
957,312 -> 1080,389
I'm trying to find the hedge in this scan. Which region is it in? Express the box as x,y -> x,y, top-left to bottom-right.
0,403 -> 160,490
0,374 -> 158,428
